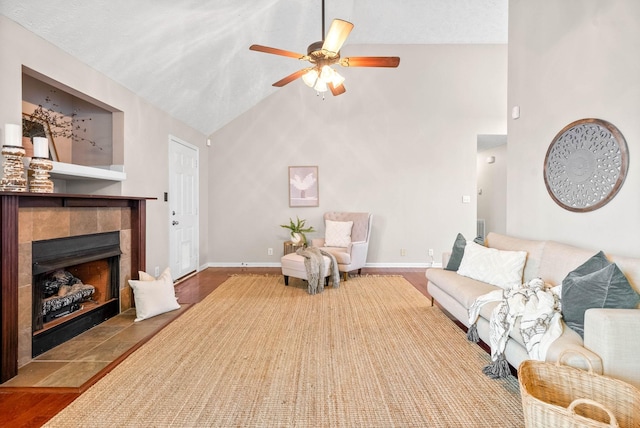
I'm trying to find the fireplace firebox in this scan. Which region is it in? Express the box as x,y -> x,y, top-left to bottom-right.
32,231 -> 121,357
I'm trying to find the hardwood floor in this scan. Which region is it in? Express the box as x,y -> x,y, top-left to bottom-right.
0,267 -> 428,428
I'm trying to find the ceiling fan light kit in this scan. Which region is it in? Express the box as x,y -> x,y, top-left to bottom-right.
250,8 -> 400,97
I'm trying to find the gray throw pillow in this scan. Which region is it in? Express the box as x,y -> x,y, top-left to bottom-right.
444,233 -> 486,271
445,233 -> 467,271
562,251 -> 640,337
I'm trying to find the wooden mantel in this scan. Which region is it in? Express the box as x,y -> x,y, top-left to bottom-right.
0,193 -> 153,383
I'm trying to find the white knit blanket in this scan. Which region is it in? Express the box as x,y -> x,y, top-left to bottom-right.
468,278 -> 563,378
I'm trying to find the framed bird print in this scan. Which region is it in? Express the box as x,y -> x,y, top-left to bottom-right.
288,166 -> 319,207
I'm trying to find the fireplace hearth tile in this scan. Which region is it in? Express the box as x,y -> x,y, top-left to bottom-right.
37,361 -> 111,388
101,308 -> 137,326
73,325 -> 125,343
35,339 -> 102,361
1,297 -> 185,388
0,361 -> 68,387
77,339 -> 137,362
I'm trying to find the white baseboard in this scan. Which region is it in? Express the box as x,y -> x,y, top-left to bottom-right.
365,262 -> 442,269
205,262 -> 442,269
206,262 -> 282,268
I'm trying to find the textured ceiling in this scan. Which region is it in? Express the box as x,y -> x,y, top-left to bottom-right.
1,0 -> 508,135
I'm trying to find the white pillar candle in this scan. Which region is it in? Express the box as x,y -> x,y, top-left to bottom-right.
33,137 -> 49,158
4,123 -> 22,147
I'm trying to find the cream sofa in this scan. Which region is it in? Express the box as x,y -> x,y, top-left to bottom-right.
426,232 -> 640,388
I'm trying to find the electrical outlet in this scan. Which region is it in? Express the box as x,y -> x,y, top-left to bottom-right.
154,266 -> 160,277
267,248 -> 273,256
400,248 -> 406,256
428,249 -> 434,256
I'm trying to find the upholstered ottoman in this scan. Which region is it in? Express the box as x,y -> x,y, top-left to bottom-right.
281,253 -> 331,286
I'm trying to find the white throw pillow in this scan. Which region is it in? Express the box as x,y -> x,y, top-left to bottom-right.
128,267 -> 180,322
324,220 -> 353,247
457,241 -> 527,290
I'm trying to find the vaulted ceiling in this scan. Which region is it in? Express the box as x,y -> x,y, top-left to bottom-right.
1,1 -> 508,135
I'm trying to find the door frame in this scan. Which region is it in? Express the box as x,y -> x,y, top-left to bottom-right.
168,134 -> 200,279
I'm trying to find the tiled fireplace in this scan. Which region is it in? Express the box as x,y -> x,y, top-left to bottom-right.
31,231 -> 122,357
1,193 -> 150,382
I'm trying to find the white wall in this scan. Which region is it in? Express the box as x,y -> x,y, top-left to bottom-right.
507,0 -> 640,257
477,144 -> 507,236
0,16 -> 209,272
208,44 -> 507,266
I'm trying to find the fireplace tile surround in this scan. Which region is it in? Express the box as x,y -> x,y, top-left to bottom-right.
0,193 -> 150,382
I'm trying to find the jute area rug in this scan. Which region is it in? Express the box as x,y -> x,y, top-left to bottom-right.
45,275 -> 523,427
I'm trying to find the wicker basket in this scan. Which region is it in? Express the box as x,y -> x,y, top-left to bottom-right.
518,351 -> 640,428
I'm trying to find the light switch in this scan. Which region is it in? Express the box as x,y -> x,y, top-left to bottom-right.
462,195 -> 471,203
511,106 -> 520,119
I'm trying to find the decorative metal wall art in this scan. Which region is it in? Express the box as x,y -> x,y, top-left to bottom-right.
544,118 -> 628,212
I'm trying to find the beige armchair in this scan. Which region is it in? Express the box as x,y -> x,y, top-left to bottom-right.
311,212 -> 373,280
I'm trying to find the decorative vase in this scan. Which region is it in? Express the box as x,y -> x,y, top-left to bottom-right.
290,232 -> 303,245
0,145 -> 27,192
28,157 -> 54,193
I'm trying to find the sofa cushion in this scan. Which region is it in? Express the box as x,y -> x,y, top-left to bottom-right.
426,268 -> 499,309
486,233 -> 545,282
457,241 -> 527,290
562,251 -> 639,337
322,246 -> 350,264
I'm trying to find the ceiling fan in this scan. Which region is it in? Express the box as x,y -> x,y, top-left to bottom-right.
249,1 -> 400,96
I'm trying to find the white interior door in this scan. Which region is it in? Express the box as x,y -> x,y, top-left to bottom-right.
169,136 -> 199,280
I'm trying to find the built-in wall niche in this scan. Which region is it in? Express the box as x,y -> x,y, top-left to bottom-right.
21,68 -> 125,184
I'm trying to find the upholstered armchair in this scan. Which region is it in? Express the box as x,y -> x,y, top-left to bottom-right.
311,212 -> 373,280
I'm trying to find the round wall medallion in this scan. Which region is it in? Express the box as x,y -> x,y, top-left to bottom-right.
544,118 -> 628,212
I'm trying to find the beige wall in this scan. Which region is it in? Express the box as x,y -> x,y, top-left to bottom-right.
207,44 -> 508,266
477,144 -> 507,236
507,0 -> 640,257
0,16 -> 210,273
1,15 -> 509,268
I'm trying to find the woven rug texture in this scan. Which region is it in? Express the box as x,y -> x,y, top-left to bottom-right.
44,275 -> 524,427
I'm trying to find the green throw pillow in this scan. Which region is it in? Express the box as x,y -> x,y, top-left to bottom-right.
562,251 -> 639,338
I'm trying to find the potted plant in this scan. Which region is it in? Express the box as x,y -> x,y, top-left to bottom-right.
280,216 -> 315,245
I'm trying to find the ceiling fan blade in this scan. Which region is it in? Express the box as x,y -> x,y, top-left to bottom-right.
273,69 -> 308,87
322,19 -> 354,55
329,82 -> 346,96
250,44 -> 306,60
340,56 -> 401,68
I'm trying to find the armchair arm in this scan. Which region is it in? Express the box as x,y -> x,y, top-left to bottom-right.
349,241 -> 368,269
311,238 -> 325,247
584,308 -> 640,389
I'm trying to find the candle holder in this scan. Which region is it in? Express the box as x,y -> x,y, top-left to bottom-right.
0,145 -> 27,192
28,157 -> 54,193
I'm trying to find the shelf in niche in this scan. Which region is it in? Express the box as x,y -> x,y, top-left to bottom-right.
49,161 -> 126,181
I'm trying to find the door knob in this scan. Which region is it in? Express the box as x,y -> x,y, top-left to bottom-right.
172,220 -> 179,226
